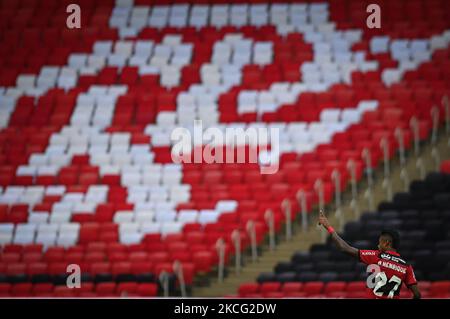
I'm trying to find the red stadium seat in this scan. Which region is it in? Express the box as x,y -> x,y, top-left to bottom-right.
27,262 -> 48,276
130,262 -> 154,275
346,291 -> 367,299
96,282 -> 117,297
303,282 -> 325,296
192,251 -> 214,273
238,283 -> 259,297
32,283 -> 54,295
117,282 -> 138,296
136,283 -> 158,297
429,281 -> 450,297
260,282 -> 281,294
281,282 -> 303,293
89,262 -> 111,276
78,283 -> 95,294
324,282 -> 347,295
53,286 -> 77,297
0,283 -> 11,294
11,283 -> 33,297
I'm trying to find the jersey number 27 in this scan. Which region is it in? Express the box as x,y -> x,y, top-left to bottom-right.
373,272 -> 402,298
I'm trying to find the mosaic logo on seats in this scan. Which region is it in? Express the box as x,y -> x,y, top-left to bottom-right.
171,120 -> 280,174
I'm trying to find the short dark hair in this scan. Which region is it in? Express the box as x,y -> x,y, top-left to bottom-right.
380,229 -> 400,249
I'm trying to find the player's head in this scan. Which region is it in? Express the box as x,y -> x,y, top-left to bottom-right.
378,229 -> 400,252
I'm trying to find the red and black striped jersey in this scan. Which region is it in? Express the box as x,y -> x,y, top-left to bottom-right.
359,250 -> 417,299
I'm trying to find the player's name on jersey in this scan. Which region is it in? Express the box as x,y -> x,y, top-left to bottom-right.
377,260 -> 407,274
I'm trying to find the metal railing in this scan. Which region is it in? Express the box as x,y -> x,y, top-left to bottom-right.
281,199 -> 292,240
264,209 -> 276,251
173,260 -> 186,297
347,159 -> 360,219
159,271 -> 170,297
215,238 -> 226,283
296,189 -> 308,232
231,230 -> 241,275
362,148 -> 374,211
246,220 -> 258,262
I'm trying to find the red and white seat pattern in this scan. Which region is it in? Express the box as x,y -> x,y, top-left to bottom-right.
0,0 -> 449,297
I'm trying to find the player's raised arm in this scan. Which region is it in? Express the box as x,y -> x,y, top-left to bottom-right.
318,210 -> 359,258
